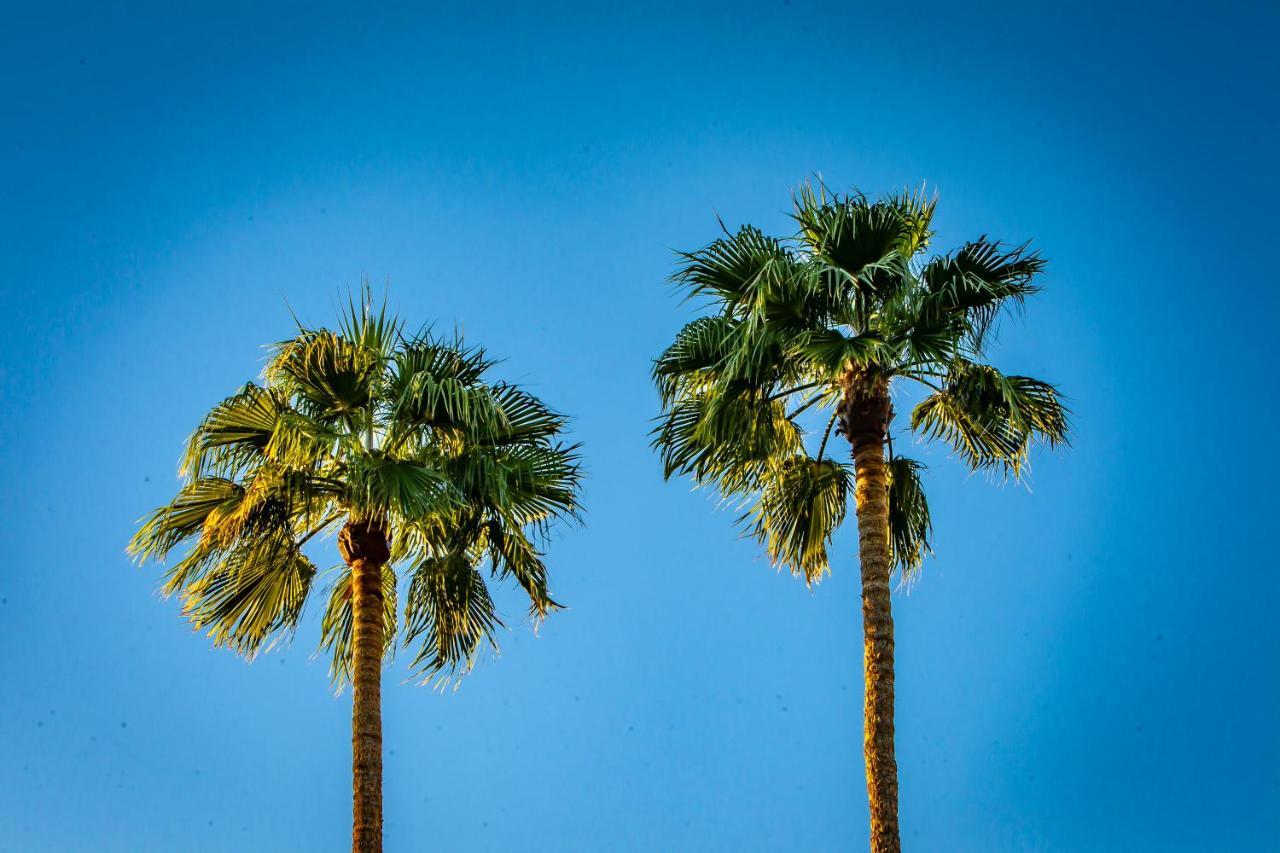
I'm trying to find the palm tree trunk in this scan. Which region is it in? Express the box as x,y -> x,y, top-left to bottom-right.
841,376 -> 900,853
340,521 -> 390,853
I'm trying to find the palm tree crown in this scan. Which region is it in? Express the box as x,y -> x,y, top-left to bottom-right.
130,297 -> 583,683
654,182 -> 1069,582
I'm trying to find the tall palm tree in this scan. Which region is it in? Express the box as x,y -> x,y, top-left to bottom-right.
129,297 -> 582,853
652,183 -> 1068,852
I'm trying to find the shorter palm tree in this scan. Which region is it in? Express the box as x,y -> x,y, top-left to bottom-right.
129,296 -> 582,853
653,182 -> 1069,853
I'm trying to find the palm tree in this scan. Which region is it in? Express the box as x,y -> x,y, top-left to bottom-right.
652,183 -> 1068,853
129,296 -> 583,853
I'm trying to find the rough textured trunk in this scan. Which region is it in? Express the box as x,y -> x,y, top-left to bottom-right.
340,520 -> 390,853
839,374 -> 901,853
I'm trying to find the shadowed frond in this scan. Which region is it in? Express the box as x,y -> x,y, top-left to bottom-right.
792,183 -> 915,300
345,453 -> 456,521
653,394 -> 802,494
921,239 -> 1045,351
743,456 -> 851,583
402,552 -> 503,682
319,564 -> 399,688
180,537 -> 317,657
485,521 -> 560,619
672,225 -> 799,311
886,456 -> 932,579
911,361 -> 1068,475
266,330 -> 381,424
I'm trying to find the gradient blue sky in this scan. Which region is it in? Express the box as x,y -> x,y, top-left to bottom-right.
2,2 -> 1277,851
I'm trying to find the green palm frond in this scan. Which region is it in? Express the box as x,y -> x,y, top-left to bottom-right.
181,383 -> 280,477
336,286 -> 403,363
791,328 -> 887,378
792,183 -> 916,298
345,453 -> 456,521
386,340 -> 507,444
486,442 -> 584,530
743,456 -> 851,584
886,456 -> 932,579
921,239 -> 1045,351
318,564 -> 399,688
129,477 -> 245,562
653,393 -> 801,493
485,384 -> 569,446
181,537 -> 316,657
266,330 -> 381,425
672,225 -> 798,311
402,552 -> 503,682
652,315 -> 740,403
485,521 -> 559,619
911,361 -> 1068,474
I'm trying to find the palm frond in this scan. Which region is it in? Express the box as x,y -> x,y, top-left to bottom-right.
265,330 -> 381,425
910,361 -> 1068,475
653,394 -> 801,494
336,285 -> 403,364
179,538 -> 316,657
181,383 -> 280,477
791,328 -> 886,378
484,384 -> 569,446
792,183 -> 914,296
485,521 -> 560,619
921,239 -> 1045,351
671,225 -> 798,311
345,453 -> 456,521
886,456 -> 932,579
128,477 -> 245,562
652,315 -> 740,403
318,563 -> 399,688
742,456 -> 851,584
402,552 -> 503,682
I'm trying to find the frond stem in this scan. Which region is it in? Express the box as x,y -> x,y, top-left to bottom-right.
816,410 -> 839,461
768,380 -> 825,402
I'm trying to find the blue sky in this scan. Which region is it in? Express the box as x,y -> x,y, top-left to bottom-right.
1,2 -> 1277,850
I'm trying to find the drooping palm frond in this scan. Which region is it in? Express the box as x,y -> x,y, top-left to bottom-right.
402,551 -> 504,683
911,361 -> 1068,475
129,477 -> 246,562
180,537 -> 317,657
653,392 -> 802,494
319,563 -> 399,688
886,456 -> 932,580
743,455 -> 851,584
485,520 -> 559,619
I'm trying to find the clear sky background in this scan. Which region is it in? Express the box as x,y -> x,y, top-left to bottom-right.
1,2 -> 1277,851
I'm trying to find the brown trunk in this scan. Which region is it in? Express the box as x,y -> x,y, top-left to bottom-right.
340,520 -> 390,853
839,374 -> 901,853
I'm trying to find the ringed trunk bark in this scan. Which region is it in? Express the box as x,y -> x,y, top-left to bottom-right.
840,375 -> 901,853
340,520 -> 390,853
